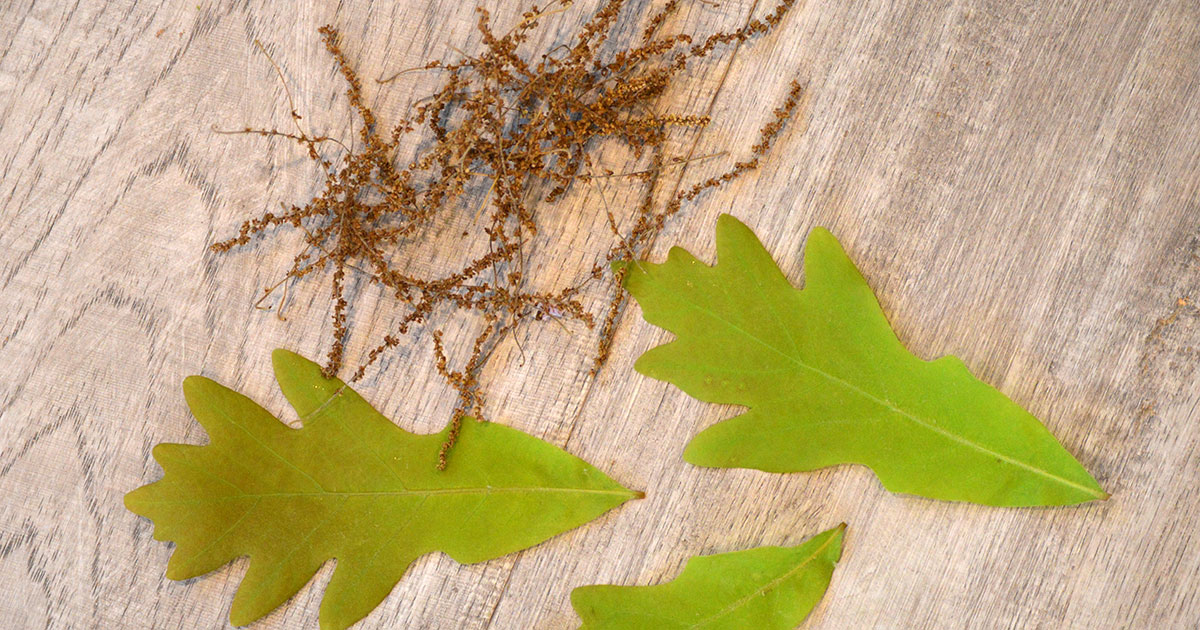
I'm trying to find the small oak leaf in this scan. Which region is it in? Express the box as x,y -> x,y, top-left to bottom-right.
572,525 -> 844,629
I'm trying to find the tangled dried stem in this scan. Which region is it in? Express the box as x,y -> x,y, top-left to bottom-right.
214,0 -> 805,467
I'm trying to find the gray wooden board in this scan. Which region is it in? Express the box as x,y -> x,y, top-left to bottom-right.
1,0 -> 1198,628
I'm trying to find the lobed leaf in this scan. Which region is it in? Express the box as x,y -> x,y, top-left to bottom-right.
622,214 -> 1106,506
126,350 -> 640,629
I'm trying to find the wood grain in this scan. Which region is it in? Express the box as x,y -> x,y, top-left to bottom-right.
2,0 -> 1198,628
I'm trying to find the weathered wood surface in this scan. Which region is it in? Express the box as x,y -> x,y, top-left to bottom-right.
2,0 -> 1198,627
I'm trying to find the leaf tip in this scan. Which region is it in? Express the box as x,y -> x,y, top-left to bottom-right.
1062,468 -> 1108,505
271,347 -> 307,373
680,425 -> 734,469
122,488 -> 142,514
680,440 -> 710,468
1084,472 -> 1109,502
181,375 -> 223,419
163,565 -> 185,582
715,212 -> 747,231
630,353 -> 651,377
181,374 -> 213,395
827,523 -> 847,561
715,213 -> 756,251
805,225 -> 842,255
808,224 -> 835,238
569,584 -> 590,613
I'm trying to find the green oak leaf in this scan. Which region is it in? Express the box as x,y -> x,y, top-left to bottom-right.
622,214 -> 1106,506
572,524 -> 844,629
125,349 -> 640,630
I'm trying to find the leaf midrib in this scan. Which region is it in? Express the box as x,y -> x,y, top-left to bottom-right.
645,265 -> 1103,499
137,486 -> 636,506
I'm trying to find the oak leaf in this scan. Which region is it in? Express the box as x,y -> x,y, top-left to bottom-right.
622,214 -> 1106,506
125,350 -> 640,629
572,525 -> 844,629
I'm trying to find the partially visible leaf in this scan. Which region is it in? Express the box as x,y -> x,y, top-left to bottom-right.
572,524 -> 844,629
125,349 -> 640,630
622,214 -> 1106,506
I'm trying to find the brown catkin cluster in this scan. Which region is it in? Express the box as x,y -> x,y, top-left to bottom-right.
214,0 -> 803,468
